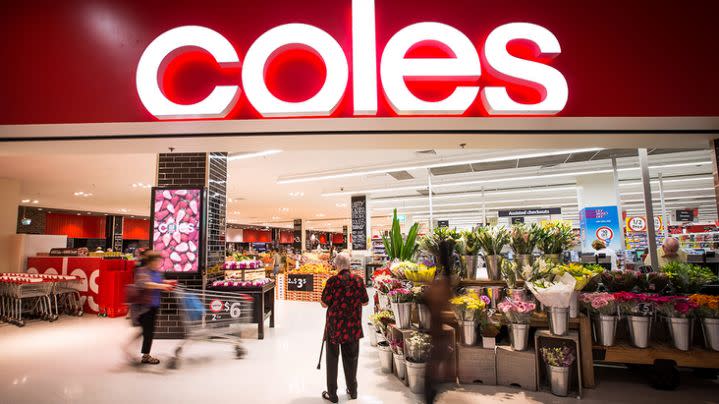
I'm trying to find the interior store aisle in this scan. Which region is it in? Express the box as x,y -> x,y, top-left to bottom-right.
0,299 -> 716,404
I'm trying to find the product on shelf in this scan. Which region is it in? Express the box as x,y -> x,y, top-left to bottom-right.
211,278 -> 272,289
223,259 -> 263,270
290,262 -> 334,274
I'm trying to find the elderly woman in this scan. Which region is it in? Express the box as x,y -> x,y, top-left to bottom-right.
321,252 -> 369,403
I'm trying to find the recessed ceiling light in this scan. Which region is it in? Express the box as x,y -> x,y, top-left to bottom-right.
77,213 -> 81,216
271,216 -> 280,220
21,199 -> 30,203
74,191 -> 93,197
316,213 -> 326,217
279,207 -> 289,212
228,149 -> 283,161
32,200 -> 39,204
38,208 -> 43,211
120,208 -> 128,213
289,192 -> 304,198
336,203 -> 347,208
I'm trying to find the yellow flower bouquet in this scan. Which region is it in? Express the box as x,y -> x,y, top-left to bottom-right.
450,290 -> 490,321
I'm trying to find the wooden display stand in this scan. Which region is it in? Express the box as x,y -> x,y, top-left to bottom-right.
496,346 -> 538,391
534,330 -> 583,398
387,323 -> 456,383
594,342 -> 719,369
457,345 -> 497,385
283,273 -> 332,302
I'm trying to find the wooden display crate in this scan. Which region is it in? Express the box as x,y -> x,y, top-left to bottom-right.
386,323 -> 456,382
534,330 -> 583,398
496,345 -> 538,391
284,273 -> 331,302
457,345 -> 497,385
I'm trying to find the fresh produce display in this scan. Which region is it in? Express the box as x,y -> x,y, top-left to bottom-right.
152,188 -> 201,272
223,260 -> 263,270
211,278 -> 272,288
382,209 -> 419,261
290,262 -> 334,274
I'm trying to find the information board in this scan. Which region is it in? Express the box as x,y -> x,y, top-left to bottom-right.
351,196 -> 367,250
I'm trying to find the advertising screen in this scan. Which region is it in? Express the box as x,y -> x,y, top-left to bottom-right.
151,188 -> 203,272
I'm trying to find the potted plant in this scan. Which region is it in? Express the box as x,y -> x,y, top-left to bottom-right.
382,209 -> 420,262
638,272 -> 671,294
660,262 -> 718,294
412,285 -> 431,330
510,223 -> 539,267
613,292 -> 653,348
541,345 -> 576,397
579,292 -> 618,346
419,227 -> 461,283
389,338 -> 407,383
461,229 -> 481,279
405,332 -> 432,394
536,221 -> 576,262
450,289 -> 488,346
475,225 -> 510,280
498,295 -> 536,351
388,288 -> 414,329
689,294 -> 719,351
652,295 -> 699,351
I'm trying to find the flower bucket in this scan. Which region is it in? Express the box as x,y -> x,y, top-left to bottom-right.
547,306 -> 569,336
485,255 -> 501,281
593,314 -> 618,347
544,254 -> 561,264
507,288 -> 528,301
516,253 -> 533,268
569,291 -> 579,319
393,353 -> 407,383
627,315 -> 651,348
417,303 -> 431,330
482,336 -> 496,349
376,332 -> 387,345
367,323 -> 378,347
667,317 -> 693,351
406,360 -> 426,394
509,323 -> 530,351
378,293 -> 391,310
485,286 -> 505,309
460,320 -> 477,346
377,341 -> 394,374
391,302 -> 412,329
547,365 -> 570,397
701,317 -> 719,351
463,255 -> 479,280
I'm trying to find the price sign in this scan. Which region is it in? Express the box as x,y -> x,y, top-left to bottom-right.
654,216 -> 664,232
206,297 -> 246,322
287,274 -> 314,292
595,226 -> 614,241
626,216 -> 647,232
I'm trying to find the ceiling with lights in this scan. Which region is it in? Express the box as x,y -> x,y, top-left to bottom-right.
2,147 -> 715,234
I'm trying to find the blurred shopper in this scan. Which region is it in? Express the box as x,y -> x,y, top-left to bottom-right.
644,237 -> 686,268
124,251 -> 174,365
423,276 -> 452,403
592,239 -> 618,270
272,248 -> 282,277
320,253 -> 369,402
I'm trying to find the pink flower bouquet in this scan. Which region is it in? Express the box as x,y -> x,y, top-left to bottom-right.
388,288 -> 414,303
579,292 -> 616,316
612,292 -> 653,316
497,295 -> 536,324
375,277 -> 403,294
651,295 -> 699,318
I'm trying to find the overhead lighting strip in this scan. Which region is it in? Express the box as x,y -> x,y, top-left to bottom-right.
228,149 -> 282,161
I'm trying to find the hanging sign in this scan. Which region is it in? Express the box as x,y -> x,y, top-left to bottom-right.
580,206 -> 622,252
675,209 -> 694,222
498,208 -> 561,217
351,196 -> 367,250
437,220 -> 449,228
511,217 -> 525,224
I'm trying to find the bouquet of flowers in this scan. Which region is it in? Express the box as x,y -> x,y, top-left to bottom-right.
651,295 -> 699,318
480,311 -> 501,338
638,272 -> 671,294
527,272 -> 577,308
375,276 -> 403,294
522,258 -> 559,283
536,221 -> 576,255
579,292 -> 616,315
497,295 -> 537,324
461,230 -> 482,256
372,268 -> 392,282
612,291 -> 653,316
388,288 -> 414,303
449,289 -> 489,321
404,262 -> 437,283
412,285 -> 428,305
475,225 -> 510,255
509,223 -> 539,255
600,270 -> 640,292
369,310 -> 395,333
501,259 -> 521,288
405,332 -> 432,363
661,262 -> 718,294
389,260 -> 417,280
541,345 -> 576,368
389,337 -> 405,355
553,263 -> 604,291
689,294 -> 719,318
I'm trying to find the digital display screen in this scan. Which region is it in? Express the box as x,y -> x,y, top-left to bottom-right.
152,188 -> 202,272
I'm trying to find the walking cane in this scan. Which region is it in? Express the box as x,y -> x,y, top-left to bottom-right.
317,316 -> 327,370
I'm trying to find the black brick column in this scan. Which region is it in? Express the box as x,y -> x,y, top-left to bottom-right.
154,152 -> 227,339
16,206 -> 47,234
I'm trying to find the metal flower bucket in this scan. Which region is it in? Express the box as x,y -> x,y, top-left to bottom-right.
702,317 -> 719,351
593,314 -> 618,346
391,302 -> 412,329
627,315 -> 651,348
509,323 -> 530,351
464,255 -> 479,280
417,303 -> 431,330
485,254 -> 502,281
393,353 -> 407,383
406,360 -> 426,394
377,342 -> 394,373
460,320 -> 477,346
569,291 -> 579,319
547,306 -> 570,336
667,317 -> 693,351
547,365 -> 570,397
367,323 -> 378,347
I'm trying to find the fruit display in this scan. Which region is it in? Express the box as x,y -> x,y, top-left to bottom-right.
211,278 -> 273,289
290,262 -> 334,274
225,268 -> 266,281
152,189 -> 202,272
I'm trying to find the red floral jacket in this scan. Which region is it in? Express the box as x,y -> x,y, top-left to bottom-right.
321,270 -> 369,344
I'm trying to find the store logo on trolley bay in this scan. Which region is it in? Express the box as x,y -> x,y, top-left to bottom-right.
136,0 -> 568,120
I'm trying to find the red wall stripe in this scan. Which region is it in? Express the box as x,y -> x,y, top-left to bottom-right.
45,213 -> 106,239
123,218 -> 150,240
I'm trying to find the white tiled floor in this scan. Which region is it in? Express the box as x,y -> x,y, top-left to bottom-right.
0,299 -> 717,404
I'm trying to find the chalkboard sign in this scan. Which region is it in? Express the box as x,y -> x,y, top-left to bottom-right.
287,274 -> 314,292
351,195 -> 367,250
675,209 -> 694,222
113,233 -> 124,252
437,220 -> 449,227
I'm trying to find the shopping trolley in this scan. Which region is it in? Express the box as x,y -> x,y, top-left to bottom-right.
168,285 -> 254,369
0,274 -> 53,326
